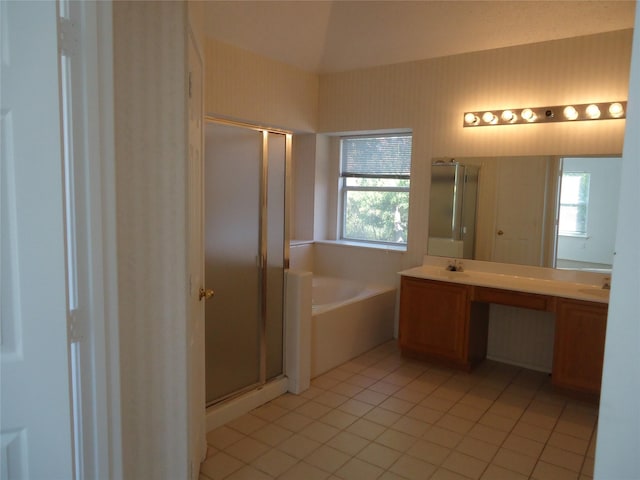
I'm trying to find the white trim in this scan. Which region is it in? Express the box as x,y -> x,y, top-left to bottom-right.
66,1 -> 122,478
95,2 -> 123,477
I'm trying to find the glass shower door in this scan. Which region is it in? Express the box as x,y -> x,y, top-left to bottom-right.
204,122 -> 262,403
204,122 -> 287,405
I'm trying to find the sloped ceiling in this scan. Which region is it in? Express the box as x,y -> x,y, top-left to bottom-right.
203,0 -> 636,73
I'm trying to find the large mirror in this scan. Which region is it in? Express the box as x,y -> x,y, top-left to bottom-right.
427,156 -> 622,271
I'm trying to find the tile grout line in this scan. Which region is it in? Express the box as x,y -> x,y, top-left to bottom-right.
202,341 -> 596,480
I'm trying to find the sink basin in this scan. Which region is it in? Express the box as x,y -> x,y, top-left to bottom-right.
578,288 -> 610,299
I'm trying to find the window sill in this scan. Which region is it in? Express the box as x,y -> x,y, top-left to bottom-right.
558,233 -> 590,239
315,239 -> 407,253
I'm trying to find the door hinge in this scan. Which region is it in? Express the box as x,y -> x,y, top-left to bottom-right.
188,72 -> 192,98
58,17 -> 79,57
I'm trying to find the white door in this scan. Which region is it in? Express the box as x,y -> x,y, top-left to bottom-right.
1,1 -> 74,478
187,30 -> 207,479
492,157 -> 548,266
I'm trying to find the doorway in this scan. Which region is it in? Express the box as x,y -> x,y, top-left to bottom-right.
204,120 -> 289,406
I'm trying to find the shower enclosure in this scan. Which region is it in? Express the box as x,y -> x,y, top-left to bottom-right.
428,161 -> 479,259
204,120 -> 289,406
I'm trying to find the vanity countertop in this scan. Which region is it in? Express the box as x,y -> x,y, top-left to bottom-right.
399,264 -> 609,304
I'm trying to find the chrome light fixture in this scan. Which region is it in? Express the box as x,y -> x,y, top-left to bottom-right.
463,101 -> 626,127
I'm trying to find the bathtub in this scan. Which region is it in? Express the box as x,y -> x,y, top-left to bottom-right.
310,276 -> 396,377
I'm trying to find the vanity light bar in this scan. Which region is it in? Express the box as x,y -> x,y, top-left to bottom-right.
463,101 -> 627,127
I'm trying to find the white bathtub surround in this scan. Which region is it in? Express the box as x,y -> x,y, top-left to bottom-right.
285,270 -> 312,394
289,241 -> 315,272
314,241 -> 405,287
310,276 -> 396,377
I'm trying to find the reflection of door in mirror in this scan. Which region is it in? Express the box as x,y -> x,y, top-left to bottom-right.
492,157 -> 550,266
556,157 -> 621,270
427,156 -> 621,270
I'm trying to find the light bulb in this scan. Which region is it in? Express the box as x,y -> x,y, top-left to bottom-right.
501,110 -> 517,123
482,112 -> 497,124
585,104 -> 601,119
563,106 -> 578,120
609,102 -> 624,118
521,108 -> 536,122
464,113 -> 479,125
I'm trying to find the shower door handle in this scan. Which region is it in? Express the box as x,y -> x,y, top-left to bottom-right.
199,288 -> 215,301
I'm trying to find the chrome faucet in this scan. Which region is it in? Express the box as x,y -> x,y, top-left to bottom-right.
446,259 -> 464,272
602,276 -> 611,290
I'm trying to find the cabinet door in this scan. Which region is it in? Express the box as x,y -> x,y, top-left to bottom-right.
399,277 -> 469,364
553,298 -> 608,395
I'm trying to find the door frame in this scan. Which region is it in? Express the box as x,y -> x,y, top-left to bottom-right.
1,0 -> 121,478
65,1 -> 123,477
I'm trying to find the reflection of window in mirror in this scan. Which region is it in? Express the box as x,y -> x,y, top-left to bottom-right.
555,157 -> 621,271
559,172 -> 590,237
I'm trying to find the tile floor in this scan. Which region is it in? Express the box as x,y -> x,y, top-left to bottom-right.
200,341 -> 597,480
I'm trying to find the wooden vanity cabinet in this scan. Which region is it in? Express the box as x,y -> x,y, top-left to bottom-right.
399,276 -> 487,370
553,298 -> 608,396
399,273 -> 608,396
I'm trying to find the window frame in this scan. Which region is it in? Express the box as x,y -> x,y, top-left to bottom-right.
338,133 -> 412,247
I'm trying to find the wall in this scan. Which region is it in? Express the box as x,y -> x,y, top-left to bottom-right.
318,30 -> 632,268
595,5 -> 640,477
556,156 -> 622,266
291,135 -> 317,240
311,30 -> 632,375
113,3 -> 189,479
205,38 -> 318,132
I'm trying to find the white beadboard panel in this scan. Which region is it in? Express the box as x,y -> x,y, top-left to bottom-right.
486,305 -> 555,373
205,38 -> 318,133
113,2 -> 189,479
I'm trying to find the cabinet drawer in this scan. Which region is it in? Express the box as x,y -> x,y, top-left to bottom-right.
473,286 -> 552,311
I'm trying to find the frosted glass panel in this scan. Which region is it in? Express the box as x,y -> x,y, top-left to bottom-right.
205,123 -> 262,403
266,133 -> 286,379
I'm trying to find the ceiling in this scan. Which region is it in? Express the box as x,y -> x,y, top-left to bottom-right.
203,0 -> 636,74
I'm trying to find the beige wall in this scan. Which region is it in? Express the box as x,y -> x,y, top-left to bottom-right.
318,29 -> 631,155
317,29 -> 633,267
113,2 -> 189,479
205,38 -> 319,132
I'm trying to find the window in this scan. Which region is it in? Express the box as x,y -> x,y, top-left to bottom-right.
559,172 -> 590,236
340,134 -> 412,245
